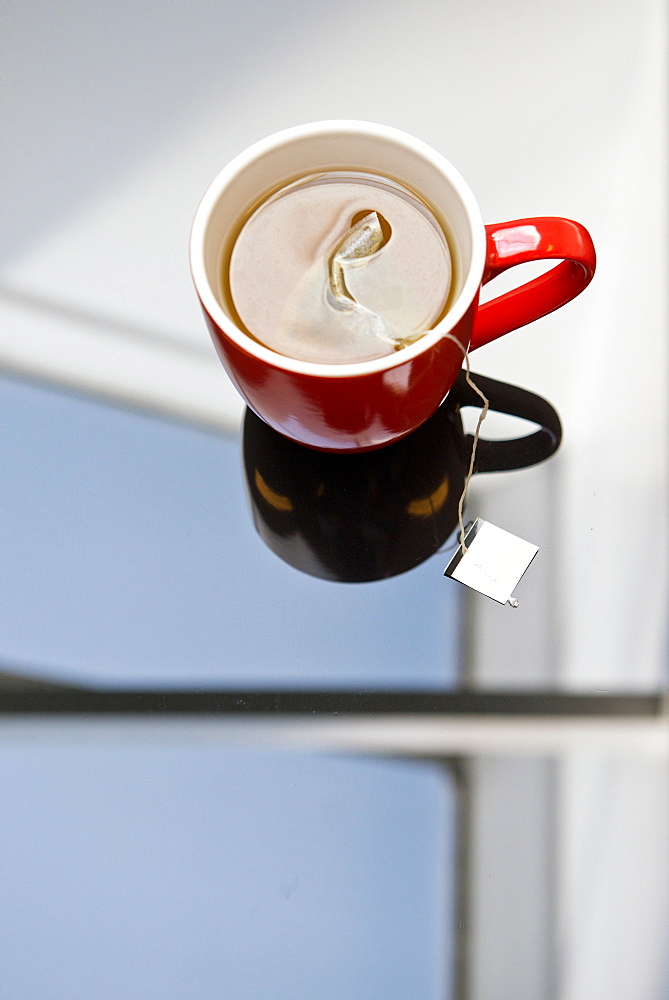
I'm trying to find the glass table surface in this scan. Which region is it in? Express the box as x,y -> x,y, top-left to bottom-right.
1,375 -> 667,1000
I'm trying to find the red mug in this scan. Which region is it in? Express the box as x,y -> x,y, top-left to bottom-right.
190,121 -> 595,452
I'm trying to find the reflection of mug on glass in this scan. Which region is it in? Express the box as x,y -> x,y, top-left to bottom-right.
190,121 -> 595,452
243,372 -> 562,583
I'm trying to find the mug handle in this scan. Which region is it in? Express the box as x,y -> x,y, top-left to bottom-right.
449,370 -> 562,472
469,217 -> 596,351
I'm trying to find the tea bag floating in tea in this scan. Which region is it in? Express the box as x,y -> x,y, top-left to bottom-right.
325,211 -> 396,348
227,171 -> 453,364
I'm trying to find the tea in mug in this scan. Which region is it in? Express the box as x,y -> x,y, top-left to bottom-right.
223,170 -> 457,364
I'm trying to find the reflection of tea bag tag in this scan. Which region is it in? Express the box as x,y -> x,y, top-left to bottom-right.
444,518 -> 538,607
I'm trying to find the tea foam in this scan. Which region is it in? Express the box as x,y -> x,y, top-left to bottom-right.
227,171 -> 452,364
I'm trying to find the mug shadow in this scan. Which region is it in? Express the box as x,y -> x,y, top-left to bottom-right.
241,371 -> 561,583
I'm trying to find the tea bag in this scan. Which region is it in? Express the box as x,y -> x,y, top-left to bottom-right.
276,211 -> 398,362
325,211 -> 398,348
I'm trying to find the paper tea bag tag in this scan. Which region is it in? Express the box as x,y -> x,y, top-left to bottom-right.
444,518 -> 539,607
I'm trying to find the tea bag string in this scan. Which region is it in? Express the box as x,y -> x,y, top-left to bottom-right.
441,333 -> 490,555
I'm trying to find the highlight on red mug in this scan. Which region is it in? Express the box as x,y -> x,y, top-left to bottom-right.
472,217 -> 596,350
190,121 -> 596,453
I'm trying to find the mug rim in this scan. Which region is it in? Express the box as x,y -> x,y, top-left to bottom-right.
189,120 -> 487,378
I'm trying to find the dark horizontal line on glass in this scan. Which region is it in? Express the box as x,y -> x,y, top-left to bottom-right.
0,680 -> 666,718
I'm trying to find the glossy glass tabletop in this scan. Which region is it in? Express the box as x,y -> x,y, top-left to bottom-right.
2,375 -> 667,1000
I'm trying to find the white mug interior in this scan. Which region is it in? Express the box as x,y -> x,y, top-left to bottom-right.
190,121 -> 487,375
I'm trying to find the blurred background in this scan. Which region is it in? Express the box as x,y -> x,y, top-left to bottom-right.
1,0 -> 667,997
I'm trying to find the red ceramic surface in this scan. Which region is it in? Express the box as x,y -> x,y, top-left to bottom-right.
473,218 -> 596,350
203,303 -> 474,453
